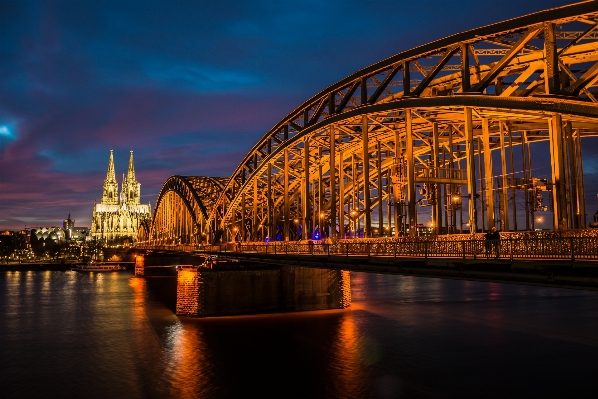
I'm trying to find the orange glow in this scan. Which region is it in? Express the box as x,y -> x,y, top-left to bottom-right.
179,269 -> 197,284
135,255 -> 144,267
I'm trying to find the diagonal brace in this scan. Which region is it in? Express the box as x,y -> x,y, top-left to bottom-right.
412,46 -> 460,97
471,27 -> 542,92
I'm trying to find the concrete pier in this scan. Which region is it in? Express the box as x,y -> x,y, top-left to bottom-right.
176,265 -> 351,317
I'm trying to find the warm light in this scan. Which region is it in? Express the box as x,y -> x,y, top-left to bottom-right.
294,218 -> 299,223
233,227 -> 238,232
452,196 -> 460,202
320,213 -> 325,218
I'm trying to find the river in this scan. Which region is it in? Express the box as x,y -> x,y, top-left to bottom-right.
1,270 -> 597,398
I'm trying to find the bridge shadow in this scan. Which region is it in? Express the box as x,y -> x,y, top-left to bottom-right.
144,277 -> 177,313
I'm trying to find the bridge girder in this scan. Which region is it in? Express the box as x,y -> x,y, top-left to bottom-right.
184,3 -> 598,242
144,176 -> 228,245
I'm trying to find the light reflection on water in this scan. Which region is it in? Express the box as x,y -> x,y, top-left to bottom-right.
1,270 -> 598,398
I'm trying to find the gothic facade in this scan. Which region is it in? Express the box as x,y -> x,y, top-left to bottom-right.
91,150 -> 152,242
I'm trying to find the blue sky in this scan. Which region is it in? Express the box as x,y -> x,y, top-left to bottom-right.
0,0 -> 576,229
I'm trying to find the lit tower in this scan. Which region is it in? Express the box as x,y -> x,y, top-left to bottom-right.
121,150 -> 141,206
102,149 -> 119,205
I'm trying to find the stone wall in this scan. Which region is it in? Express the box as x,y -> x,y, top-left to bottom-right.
176,265 -> 351,317
176,267 -> 203,316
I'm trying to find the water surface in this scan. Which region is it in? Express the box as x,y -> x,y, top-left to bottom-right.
1,270 -> 597,398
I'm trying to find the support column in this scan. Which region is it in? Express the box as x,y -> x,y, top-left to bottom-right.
406,110 -> 416,236
339,152 -> 345,238
576,131 -> 586,227
241,192 -> 246,242
522,131 -> 530,231
284,149 -> 290,240
565,121 -> 578,229
549,114 -> 567,230
253,178 -> 258,240
377,141 -> 383,236
267,163 -> 273,239
509,126 -> 517,231
318,146 -> 323,236
329,126 -> 337,238
478,137 -> 485,232
464,107 -> 477,233
544,22 -> 560,94
499,122 -> 509,231
362,115 -> 372,237
482,119 -> 495,229
461,43 -> 470,92
448,125 -> 455,234
393,128 -> 403,237
386,164 -> 392,236
432,123 -> 442,234
303,138 -> 312,239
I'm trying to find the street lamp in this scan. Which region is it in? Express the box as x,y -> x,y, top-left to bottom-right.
350,210 -> 358,238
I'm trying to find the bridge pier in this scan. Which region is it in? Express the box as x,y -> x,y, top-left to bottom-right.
134,254 -> 144,277
176,265 -> 351,317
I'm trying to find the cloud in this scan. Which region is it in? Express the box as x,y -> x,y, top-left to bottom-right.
0,0 -> 577,229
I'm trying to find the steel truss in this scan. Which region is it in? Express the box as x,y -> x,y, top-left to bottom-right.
146,2 -> 598,243
146,176 -> 227,245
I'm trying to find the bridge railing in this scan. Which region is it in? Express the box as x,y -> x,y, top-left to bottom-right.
220,236 -> 598,261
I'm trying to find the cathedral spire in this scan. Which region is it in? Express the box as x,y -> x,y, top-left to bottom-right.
122,149 -> 141,205
101,149 -> 119,205
127,150 -> 136,182
106,149 -> 116,182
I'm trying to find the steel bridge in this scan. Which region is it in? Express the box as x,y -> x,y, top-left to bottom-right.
140,2 -> 598,248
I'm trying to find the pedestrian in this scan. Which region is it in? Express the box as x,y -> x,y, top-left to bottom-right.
484,229 -> 493,258
490,227 -> 500,258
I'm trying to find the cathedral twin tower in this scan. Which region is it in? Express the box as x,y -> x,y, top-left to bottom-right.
90,150 -> 152,241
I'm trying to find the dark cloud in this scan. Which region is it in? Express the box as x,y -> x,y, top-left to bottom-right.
0,0 -> 577,229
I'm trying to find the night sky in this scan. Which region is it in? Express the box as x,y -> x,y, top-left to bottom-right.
0,0 -> 582,230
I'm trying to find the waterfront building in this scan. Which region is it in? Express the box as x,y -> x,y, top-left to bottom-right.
90,150 -> 151,242
31,213 -> 91,244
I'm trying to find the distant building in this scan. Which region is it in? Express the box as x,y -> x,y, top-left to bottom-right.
90,150 -> 151,242
31,214 -> 90,243
63,213 -> 75,239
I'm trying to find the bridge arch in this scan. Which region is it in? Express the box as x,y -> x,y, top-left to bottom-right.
203,2 -> 598,242
148,175 -> 227,245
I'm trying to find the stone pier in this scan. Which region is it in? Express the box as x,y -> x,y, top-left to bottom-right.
176,265 -> 351,317
134,255 -> 145,277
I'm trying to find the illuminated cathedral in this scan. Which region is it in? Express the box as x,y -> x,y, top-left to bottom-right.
91,150 -> 152,242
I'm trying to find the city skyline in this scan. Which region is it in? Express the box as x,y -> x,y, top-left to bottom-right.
0,0 -> 580,230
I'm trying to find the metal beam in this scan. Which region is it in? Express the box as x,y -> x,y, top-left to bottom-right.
406,111 -> 416,236
471,27 -> 542,92
464,107 -> 477,232
362,115 -> 372,237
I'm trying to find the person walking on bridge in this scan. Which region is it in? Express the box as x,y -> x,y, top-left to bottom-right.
485,227 -> 500,259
